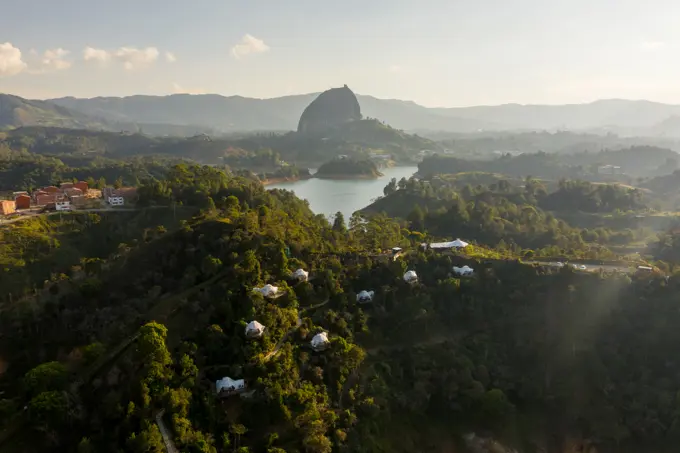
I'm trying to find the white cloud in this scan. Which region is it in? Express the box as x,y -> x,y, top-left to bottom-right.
0,42 -> 28,77
230,34 -> 270,59
639,40 -> 665,51
83,46 -> 161,70
39,48 -> 72,72
171,82 -> 206,95
113,46 -> 160,70
165,51 -> 177,63
83,46 -> 111,63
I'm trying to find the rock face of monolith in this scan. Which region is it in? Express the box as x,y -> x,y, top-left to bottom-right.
297,85 -> 362,135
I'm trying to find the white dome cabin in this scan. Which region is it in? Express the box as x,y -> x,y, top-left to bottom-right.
254,284 -> 279,298
311,332 -> 330,351
245,320 -> 265,339
429,238 -> 469,251
403,270 -> 418,284
453,265 -> 474,276
216,377 -> 246,397
293,268 -> 309,282
356,290 -> 375,303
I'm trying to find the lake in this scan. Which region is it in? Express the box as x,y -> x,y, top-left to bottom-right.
268,166 -> 418,220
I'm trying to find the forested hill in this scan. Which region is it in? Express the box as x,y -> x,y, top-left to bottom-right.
2,162 -> 680,453
418,146 -> 679,179
315,158 -> 383,179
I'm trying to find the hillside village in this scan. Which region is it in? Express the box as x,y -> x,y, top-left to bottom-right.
0,181 -> 138,219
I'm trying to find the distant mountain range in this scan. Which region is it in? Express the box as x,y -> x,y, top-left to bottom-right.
5,91 -> 680,136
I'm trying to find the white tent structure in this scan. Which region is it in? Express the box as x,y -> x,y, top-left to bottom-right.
311,332 -> 330,351
293,268 -> 309,282
254,284 -> 279,298
245,320 -> 265,338
453,265 -> 474,276
403,270 -> 418,283
429,238 -> 469,250
356,290 -> 375,303
216,377 -> 246,396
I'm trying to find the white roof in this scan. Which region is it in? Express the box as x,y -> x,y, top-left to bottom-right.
245,320 -> 265,335
311,332 -> 329,349
216,377 -> 245,393
453,265 -> 474,274
430,238 -> 469,249
391,247 -> 402,252
356,290 -> 375,301
293,268 -> 309,280
403,270 -> 418,282
254,284 -> 279,297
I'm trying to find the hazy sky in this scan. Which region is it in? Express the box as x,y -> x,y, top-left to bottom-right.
1,0 -> 679,107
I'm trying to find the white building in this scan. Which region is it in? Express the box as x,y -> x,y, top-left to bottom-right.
245,320 -> 265,339
55,201 -> 72,211
108,196 -> 125,206
356,290 -> 375,303
453,265 -> 474,276
216,377 -> 246,396
403,270 -> 418,283
254,284 -> 279,298
430,239 -> 469,250
598,165 -> 622,175
311,332 -> 330,351
293,268 -> 309,282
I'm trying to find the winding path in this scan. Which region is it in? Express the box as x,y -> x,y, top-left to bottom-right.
156,410 -> 179,453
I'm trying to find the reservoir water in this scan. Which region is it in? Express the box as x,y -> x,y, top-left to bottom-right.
268,166 -> 418,220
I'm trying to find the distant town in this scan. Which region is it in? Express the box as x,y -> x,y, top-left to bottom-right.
0,181 -> 138,220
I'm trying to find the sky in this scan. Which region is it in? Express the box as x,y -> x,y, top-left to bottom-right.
1,0 -> 680,107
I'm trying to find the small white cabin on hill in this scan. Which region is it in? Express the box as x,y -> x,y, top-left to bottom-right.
311,332 -> 330,351
254,284 -> 279,298
429,238 -> 469,250
453,265 -> 474,276
403,270 -> 418,283
245,320 -> 265,338
356,290 -> 375,303
216,377 -> 246,397
293,268 -> 309,282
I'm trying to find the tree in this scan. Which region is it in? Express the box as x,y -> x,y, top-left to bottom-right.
332,212 -> 346,233
230,424 -> 247,447
114,176 -> 124,189
23,361 -> 68,395
383,178 -> 397,197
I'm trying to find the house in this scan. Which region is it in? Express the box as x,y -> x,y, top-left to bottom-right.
245,320 -> 265,339
74,181 -> 89,192
453,265 -> 474,276
216,377 -> 246,397
60,182 -> 75,190
108,196 -> 125,206
14,194 -> 31,210
637,265 -> 653,273
55,201 -> 72,211
64,188 -> 83,198
43,186 -> 60,194
356,290 -> 375,303
429,238 -> 469,250
293,268 -> 309,282
403,270 -> 418,283
0,200 -> 16,216
597,165 -> 622,175
70,195 -> 87,207
104,186 -> 138,201
36,194 -> 59,206
254,284 -> 279,298
311,332 -> 330,351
